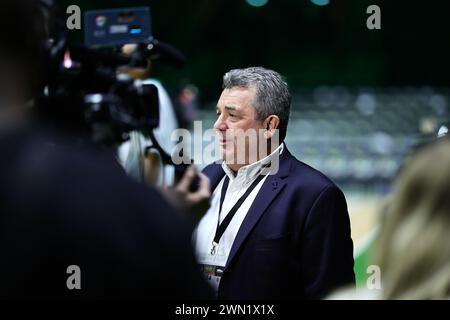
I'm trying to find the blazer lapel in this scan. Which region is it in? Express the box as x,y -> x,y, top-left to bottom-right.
225,148 -> 293,269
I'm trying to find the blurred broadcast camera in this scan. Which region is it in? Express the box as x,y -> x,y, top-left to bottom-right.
38,6 -> 177,144
36,4 -> 197,188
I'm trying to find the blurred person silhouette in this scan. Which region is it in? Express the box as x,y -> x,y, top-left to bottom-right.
118,41 -> 185,187
329,136 -> 450,299
0,0 -> 210,299
375,136 -> 450,299
177,81 -> 200,130
116,46 -> 181,185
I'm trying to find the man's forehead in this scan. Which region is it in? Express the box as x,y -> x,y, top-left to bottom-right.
217,87 -> 256,108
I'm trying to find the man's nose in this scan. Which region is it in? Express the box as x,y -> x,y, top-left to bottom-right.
214,115 -> 228,131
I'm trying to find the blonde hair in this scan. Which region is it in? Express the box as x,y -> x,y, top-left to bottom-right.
376,138 -> 450,299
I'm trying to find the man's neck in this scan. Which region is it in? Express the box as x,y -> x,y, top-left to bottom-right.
226,163 -> 241,176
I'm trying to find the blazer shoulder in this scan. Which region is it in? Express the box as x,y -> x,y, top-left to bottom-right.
202,162 -> 223,179
287,154 -> 341,194
201,162 -> 225,191
201,162 -> 221,176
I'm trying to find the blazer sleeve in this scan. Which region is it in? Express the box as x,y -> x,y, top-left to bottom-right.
300,185 -> 355,299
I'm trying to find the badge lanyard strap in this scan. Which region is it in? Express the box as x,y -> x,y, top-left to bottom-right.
211,174 -> 266,255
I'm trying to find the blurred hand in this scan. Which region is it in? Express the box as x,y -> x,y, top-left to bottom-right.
161,165 -> 211,222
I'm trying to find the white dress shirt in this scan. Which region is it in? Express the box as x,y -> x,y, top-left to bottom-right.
193,143 -> 284,293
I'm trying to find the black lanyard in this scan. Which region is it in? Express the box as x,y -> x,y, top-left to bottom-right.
210,174 -> 266,255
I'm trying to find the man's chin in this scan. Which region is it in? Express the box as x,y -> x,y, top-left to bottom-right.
219,145 -> 235,163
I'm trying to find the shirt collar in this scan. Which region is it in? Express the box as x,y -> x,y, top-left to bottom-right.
221,143 -> 284,183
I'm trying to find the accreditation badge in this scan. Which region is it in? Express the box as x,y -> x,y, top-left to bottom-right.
199,264 -> 225,294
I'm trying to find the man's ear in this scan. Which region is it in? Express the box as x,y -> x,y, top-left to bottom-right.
263,115 -> 280,139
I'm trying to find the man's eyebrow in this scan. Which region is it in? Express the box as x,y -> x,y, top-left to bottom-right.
224,105 -> 238,111
216,105 -> 239,112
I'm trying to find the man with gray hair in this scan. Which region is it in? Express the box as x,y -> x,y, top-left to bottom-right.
193,67 -> 355,299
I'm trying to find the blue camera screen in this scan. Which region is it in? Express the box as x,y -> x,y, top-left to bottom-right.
84,7 -> 152,47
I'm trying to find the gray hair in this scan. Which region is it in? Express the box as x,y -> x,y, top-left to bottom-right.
222,67 -> 292,141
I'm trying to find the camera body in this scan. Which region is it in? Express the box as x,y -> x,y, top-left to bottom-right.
36,6 -> 160,146
36,4 -> 197,189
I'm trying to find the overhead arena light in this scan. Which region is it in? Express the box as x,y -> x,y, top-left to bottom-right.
246,0 -> 269,7
310,0 -> 330,6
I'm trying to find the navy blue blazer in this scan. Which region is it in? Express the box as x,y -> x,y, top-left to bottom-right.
202,146 -> 355,299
